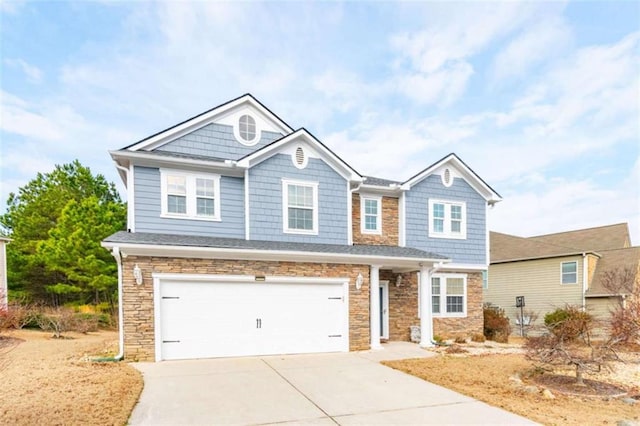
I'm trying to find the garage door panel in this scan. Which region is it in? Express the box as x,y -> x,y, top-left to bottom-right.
159,280 -> 348,360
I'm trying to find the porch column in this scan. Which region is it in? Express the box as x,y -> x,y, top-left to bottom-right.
419,265 -> 434,347
369,265 -> 383,350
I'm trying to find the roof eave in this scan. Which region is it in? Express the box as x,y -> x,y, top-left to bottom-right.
101,240 -> 450,269
109,150 -> 244,177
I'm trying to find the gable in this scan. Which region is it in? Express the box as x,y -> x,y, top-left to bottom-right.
528,223 -> 631,252
238,128 -> 362,182
402,153 -> 501,204
124,94 -> 293,153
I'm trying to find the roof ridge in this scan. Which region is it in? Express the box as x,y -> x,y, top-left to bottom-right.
527,222 -> 629,239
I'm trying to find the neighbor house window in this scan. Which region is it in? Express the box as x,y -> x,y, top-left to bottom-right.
360,196 -> 381,234
282,179 -> 318,234
428,199 -> 466,239
482,270 -> 488,290
161,170 -> 221,221
431,274 -> 467,317
561,261 -> 577,284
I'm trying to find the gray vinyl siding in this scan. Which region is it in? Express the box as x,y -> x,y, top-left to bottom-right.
249,154 -> 348,244
155,123 -> 283,160
405,175 -> 486,264
133,166 -> 244,238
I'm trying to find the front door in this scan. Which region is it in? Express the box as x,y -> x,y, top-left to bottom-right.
379,281 -> 389,339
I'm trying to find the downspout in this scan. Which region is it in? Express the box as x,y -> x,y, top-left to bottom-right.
93,246 -> 124,362
582,252 -> 587,311
114,163 -> 132,231
348,180 -> 364,245
420,261 -> 445,347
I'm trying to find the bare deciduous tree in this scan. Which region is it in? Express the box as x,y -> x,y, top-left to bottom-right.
525,305 -> 621,385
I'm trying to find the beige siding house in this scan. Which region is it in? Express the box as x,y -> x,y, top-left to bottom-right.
485,223 -> 639,332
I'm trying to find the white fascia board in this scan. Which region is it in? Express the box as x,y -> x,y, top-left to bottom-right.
438,263 -> 487,272
403,154 -> 501,203
127,95 -> 293,152
357,184 -> 403,196
109,150 -> 245,177
237,129 -> 363,182
101,241 -> 449,269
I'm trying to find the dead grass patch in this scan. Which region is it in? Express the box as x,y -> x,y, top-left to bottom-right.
0,329 -> 143,426
385,353 -> 640,426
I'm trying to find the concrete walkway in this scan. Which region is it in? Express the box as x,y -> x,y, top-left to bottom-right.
130,343 -> 537,425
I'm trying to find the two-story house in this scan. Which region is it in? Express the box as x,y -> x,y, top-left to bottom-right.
485,223 -> 640,333
102,94 -> 501,361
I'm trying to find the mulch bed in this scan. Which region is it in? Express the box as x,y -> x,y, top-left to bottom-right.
533,373 -> 628,397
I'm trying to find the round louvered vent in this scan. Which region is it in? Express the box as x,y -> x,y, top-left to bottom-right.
293,146 -> 307,169
442,168 -> 452,187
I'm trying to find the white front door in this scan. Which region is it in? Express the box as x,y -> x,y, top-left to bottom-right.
380,280 -> 389,339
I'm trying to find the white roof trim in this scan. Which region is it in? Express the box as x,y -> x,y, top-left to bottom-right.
237,129 -> 363,182
109,150 -> 244,177
401,154 -> 501,203
101,241 -> 448,269
125,95 -> 293,152
438,263 -> 487,272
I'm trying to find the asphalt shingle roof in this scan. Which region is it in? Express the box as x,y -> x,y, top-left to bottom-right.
362,176 -> 402,187
104,231 -> 448,260
527,223 -> 630,252
587,246 -> 640,296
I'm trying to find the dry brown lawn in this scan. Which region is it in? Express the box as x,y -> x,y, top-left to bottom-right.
0,329 -> 143,426
385,347 -> 640,426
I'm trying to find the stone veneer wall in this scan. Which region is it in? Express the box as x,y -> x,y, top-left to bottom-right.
384,270 -> 484,341
121,257 -> 370,361
352,194 -> 399,245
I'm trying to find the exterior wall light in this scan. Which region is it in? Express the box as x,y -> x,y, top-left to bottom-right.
355,273 -> 364,290
133,264 -> 143,285
396,275 -> 403,287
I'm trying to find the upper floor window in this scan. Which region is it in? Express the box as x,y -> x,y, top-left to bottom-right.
561,261 -> 577,284
282,179 -> 318,235
239,115 -> 256,141
360,196 -> 381,234
432,274 -> 467,317
428,199 -> 466,239
160,170 -> 221,221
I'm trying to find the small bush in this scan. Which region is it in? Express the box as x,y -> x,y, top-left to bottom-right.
454,336 -> 467,344
471,333 -> 486,343
484,304 -> 511,343
544,306 -> 592,341
0,303 -> 40,331
36,308 -> 76,338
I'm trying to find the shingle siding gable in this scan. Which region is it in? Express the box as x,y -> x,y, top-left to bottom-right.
155,123 -> 283,160
405,175 -> 486,264
249,154 -> 348,244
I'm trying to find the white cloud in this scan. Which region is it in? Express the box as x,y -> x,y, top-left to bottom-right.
4,58 -> 43,83
491,17 -> 572,83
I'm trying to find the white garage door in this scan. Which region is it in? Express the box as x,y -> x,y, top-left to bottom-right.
157,278 -> 348,360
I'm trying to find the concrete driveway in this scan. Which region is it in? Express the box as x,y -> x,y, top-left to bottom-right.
130,343 -> 536,425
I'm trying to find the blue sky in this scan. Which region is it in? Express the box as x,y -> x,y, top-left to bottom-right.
1,1 -> 639,243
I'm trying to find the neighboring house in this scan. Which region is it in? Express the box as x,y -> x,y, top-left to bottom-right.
485,223 -> 640,331
102,94 -> 501,361
0,237 -> 9,310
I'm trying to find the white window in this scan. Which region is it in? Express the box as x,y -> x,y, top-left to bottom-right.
432,274 -> 467,317
428,199 -> 466,239
160,170 -> 221,221
360,196 -> 381,234
239,114 -> 256,142
561,261 -> 577,284
482,270 -> 488,290
282,179 -> 318,234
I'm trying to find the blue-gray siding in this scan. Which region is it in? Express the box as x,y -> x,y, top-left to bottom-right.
249,154 -> 348,244
133,166 -> 245,238
405,175 -> 486,264
155,123 -> 283,160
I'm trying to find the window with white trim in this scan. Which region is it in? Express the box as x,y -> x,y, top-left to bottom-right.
360,196 -> 381,234
432,274 -> 467,317
239,114 -> 256,142
160,170 -> 221,221
282,179 -> 318,234
561,261 -> 577,284
482,270 -> 488,290
428,199 -> 466,239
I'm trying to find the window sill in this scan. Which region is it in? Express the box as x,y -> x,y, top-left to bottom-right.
428,232 -> 467,240
161,213 -> 221,222
361,229 -> 382,235
283,228 -> 318,236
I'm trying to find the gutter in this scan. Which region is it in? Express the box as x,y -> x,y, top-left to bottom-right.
94,247 -> 124,362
